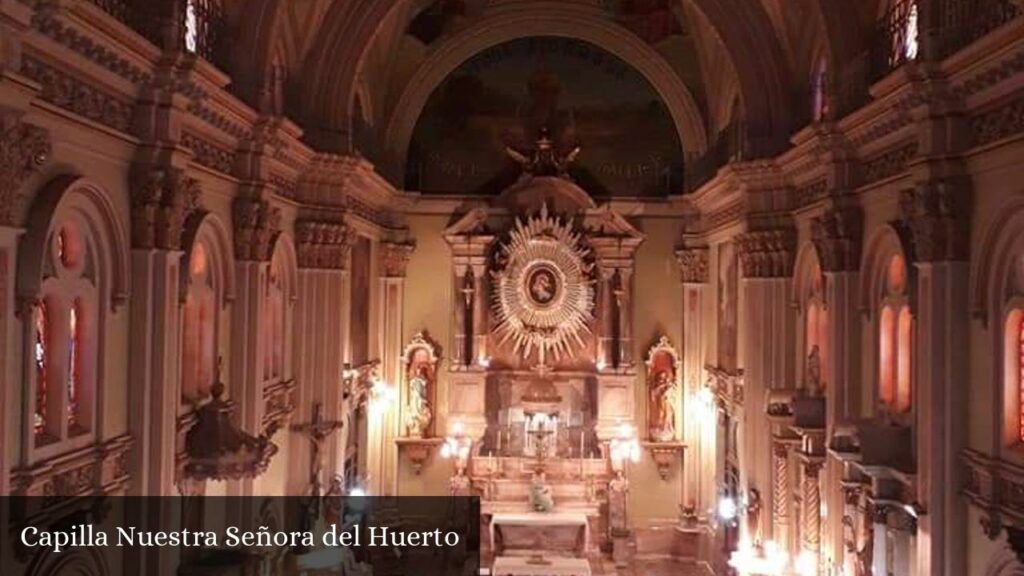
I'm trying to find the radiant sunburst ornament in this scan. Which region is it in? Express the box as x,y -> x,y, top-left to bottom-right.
492,204 -> 595,363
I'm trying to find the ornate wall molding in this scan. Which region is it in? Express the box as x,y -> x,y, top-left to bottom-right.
294,219 -> 355,270
675,247 -> 709,284
794,179 -> 829,209
181,131 -> 238,175
0,120 -> 50,226
861,142 -> 919,186
10,434 -> 133,500
31,7 -> 153,85
232,197 -> 280,261
963,448 -> 1024,540
811,205 -> 864,272
737,228 -> 796,278
22,56 -> 134,133
129,166 -> 201,250
970,95 -> 1024,148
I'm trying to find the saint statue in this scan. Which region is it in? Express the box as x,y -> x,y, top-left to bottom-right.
649,370 -> 677,442
806,344 -> 822,395
608,469 -> 629,535
528,472 -> 555,512
405,365 -> 433,437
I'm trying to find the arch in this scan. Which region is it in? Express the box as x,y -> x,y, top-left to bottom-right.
859,224 -> 912,315
971,198 -> 1024,326
17,176 -> 130,311
179,212 -> 236,306
791,241 -> 824,306
379,7 -> 710,180
267,232 -> 298,302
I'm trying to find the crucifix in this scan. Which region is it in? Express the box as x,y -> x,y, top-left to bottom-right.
291,401 -> 345,498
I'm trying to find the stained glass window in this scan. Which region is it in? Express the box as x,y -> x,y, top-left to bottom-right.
184,0 -> 198,53
67,301 -> 82,430
880,255 -> 912,413
34,302 -> 48,437
1019,317 -> 1024,442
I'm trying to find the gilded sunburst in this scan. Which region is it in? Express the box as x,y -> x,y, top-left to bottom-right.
491,205 -> 595,363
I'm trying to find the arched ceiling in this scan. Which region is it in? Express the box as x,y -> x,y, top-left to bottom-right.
228,0 -> 877,190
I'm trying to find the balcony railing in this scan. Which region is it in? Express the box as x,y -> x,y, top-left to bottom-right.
938,0 -> 1021,57
87,0 -> 132,26
84,0 -> 230,72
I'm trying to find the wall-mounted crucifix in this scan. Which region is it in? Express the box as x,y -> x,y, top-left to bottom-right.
291,401 -> 344,498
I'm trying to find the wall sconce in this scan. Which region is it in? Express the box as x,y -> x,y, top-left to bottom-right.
441,421 -> 473,471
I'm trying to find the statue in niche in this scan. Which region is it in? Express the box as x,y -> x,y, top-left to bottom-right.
645,336 -> 680,442
529,472 -> 555,512
608,469 -> 629,535
402,332 -> 439,438
806,344 -> 822,396
406,365 -> 432,437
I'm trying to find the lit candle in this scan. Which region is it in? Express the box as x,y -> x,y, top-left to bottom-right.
497,428 -> 503,455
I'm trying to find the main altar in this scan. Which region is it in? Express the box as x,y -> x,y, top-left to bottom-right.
394,135 -> 688,572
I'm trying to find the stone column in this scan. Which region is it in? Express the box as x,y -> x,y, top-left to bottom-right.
374,241 -> 414,496
812,203 -> 863,570
677,247 -> 709,512
901,177 -> 970,576
229,198 -> 280,496
800,456 -> 825,574
451,265 -> 468,367
615,267 -> 634,367
871,503 -> 891,576
771,439 -> 793,553
736,228 -> 796,541
292,220 -> 354,494
471,262 -> 488,365
597,267 -> 615,369
0,113 -> 49,494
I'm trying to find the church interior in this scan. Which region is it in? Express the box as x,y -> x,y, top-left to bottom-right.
2,0 -> 1024,574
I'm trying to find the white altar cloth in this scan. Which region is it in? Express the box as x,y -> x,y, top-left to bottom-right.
489,512 -> 590,555
492,557 -> 592,576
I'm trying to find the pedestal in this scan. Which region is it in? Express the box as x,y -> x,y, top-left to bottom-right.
395,437 -> 443,474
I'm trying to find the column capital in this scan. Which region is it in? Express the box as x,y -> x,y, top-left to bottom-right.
380,240 -> 416,278
295,219 -> 356,270
899,176 -> 972,263
675,247 -> 709,284
811,205 -> 863,272
0,119 -> 50,226
736,228 -> 796,278
232,197 -> 281,261
130,165 -> 201,250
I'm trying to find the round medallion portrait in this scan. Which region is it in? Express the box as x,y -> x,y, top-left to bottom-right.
525,266 -> 559,307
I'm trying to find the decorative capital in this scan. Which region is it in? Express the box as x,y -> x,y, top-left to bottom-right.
899,177 -> 971,262
737,228 -> 796,278
232,197 -> 281,261
295,219 -> 356,270
129,166 -> 200,250
0,120 -> 50,226
675,247 -> 709,284
811,205 -> 863,272
380,241 -> 415,278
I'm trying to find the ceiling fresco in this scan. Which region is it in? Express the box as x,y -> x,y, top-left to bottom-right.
405,36 -> 685,197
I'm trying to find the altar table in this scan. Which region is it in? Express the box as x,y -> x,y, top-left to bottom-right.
489,512 -> 590,556
492,556 -> 592,576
